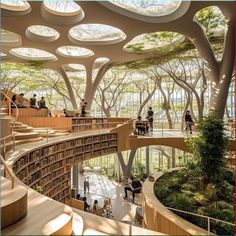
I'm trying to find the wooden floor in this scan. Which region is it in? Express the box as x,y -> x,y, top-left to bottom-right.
2,182 -> 73,235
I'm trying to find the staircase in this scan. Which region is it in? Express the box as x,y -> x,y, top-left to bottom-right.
1,115 -> 70,155
1,177 -> 28,229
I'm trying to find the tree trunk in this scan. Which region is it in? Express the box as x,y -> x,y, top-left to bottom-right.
84,63 -> 113,110
117,149 -> 137,180
165,109 -> 173,129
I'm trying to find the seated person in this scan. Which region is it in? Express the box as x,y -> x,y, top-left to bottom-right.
76,193 -> 82,200
38,97 -> 47,109
17,93 -> 28,108
29,94 -> 39,109
81,102 -> 88,117
123,176 -> 142,203
135,116 -> 146,135
63,108 -> 69,117
103,198 -> 112,217
11,94 -> 17,108
82,196 -> 91,212
92,200 -> 101,211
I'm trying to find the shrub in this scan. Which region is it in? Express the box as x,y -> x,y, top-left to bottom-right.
187,112 -> 228,184
215,181 -> 234,202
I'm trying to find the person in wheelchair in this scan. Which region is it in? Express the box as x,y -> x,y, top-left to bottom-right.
135,116 -> 146,135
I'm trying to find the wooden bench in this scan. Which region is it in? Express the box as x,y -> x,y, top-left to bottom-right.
12,108 -> 49,117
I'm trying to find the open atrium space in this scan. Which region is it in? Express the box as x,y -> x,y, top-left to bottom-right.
0,0 -> 235,235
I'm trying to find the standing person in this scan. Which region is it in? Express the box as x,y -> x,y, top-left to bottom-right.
29,94 -> 39,109
84,176 -> 90,194
185,110 -> 194,134
146,107 -> 154,132
123,176 -> 142,203
80,99 -> 85,116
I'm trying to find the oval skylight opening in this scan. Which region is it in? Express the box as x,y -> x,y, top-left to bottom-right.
69,24 -> 126,45
109,0 -> 182,17
124,32 -> 185,53
26,25 -> 60,42
1,0 -> 30,11
65,64 -> 86,71
43,0 -> 81,15
10,48 -> 57,61
1,29 -> 22,47
1,52 -> 7,57
56,46 -> 94,58
93,57 -> 110,69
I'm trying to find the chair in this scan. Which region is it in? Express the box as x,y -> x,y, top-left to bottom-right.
51,109 -> 64,117
94,207 -> 104,217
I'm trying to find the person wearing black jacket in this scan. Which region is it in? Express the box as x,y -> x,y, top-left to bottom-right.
146,107 -> 154,132
123,176 -> 142,203
185,110 -> 194,134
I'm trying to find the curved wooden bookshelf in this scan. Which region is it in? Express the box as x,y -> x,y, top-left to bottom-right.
10,131 -> 118,203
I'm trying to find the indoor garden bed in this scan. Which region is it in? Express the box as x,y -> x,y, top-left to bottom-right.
154,166 -> 234,235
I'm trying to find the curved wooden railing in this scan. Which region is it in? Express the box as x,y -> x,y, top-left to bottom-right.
166,207 -> 235,235
0,154 -> 15,189
142,170 -> 235,235
1,90 -> 19,132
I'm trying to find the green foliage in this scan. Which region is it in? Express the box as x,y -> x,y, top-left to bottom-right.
154,167 -> 234,235
161,102 -> 171,110
196,6 -> 225,39
187,112 -> 228,183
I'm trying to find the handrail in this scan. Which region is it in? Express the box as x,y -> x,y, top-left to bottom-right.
1,90 -> 19,133
166,206 -> 235,235
0,133 -> 16,158
0,154 -> 15,189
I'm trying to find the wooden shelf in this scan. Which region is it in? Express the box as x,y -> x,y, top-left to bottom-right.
13,132 -> 118,204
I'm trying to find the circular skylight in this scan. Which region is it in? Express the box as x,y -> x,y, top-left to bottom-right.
43,0 -> 81,15
124,32 -> 185,53
56,46 -> 94,58
26,25 -> 60,42
1,0 -> 30,11
95,57 -> 110,64
9,48 -> 57,61
1,29 -> 22,46
109,0 -> 182,17
69,24 -> 126,45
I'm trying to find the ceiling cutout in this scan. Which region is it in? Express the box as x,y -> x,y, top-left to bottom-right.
56,46 -> 94,58
1,0 -> 31,12
93,57 -> 110,69
43,0 -> 81,15
10,47 -> 57,61
26,25 -> 60,42
69,24 -> 126,46
109,0 -> 182,17
124,31 -> 185,53
0,29 -> 22,47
